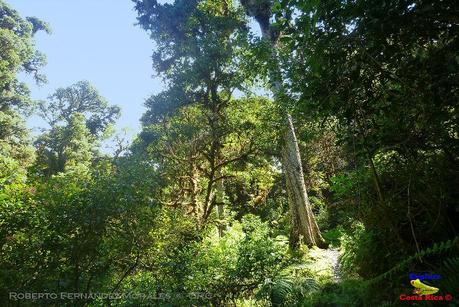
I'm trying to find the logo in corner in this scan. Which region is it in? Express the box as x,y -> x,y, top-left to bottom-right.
400,272 -> 453,302
410,278 -> 439,295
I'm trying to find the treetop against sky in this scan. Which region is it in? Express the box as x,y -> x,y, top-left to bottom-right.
11,0 -> 161,139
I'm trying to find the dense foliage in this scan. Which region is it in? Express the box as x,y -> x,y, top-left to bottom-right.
0,0 -> 458,306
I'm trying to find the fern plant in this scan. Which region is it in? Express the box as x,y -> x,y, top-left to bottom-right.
366,236 -> 459,285
255,275 -> 318,306
438,257 -> 459,296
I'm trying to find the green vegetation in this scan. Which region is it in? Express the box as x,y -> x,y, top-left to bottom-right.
1,0 -> 458,306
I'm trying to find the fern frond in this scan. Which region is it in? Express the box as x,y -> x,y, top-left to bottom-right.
438,256 -> 459,294
366,236 -> 459,285
255,275 -> 319,306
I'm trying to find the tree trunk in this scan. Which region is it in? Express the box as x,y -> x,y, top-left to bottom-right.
216,169 -> 226,237
217,200 -> 225,237
283,115 -> 327,248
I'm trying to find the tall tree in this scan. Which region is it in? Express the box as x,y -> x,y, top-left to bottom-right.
133,0 -> 256,232
0,0 -> 49,185
35,81 -> 120,175
239,0 -> 326,248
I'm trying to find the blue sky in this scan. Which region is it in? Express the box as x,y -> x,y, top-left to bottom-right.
10,0 -> 162,144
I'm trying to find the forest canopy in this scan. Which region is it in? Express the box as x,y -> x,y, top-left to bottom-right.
1,0 -> 458,306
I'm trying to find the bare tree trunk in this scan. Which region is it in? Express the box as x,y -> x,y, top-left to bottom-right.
283,115 -> 327,248
216,198 -> 225,237
216,170 -> 226,237
190,163 -> 203,228
240,0 -> 326,248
